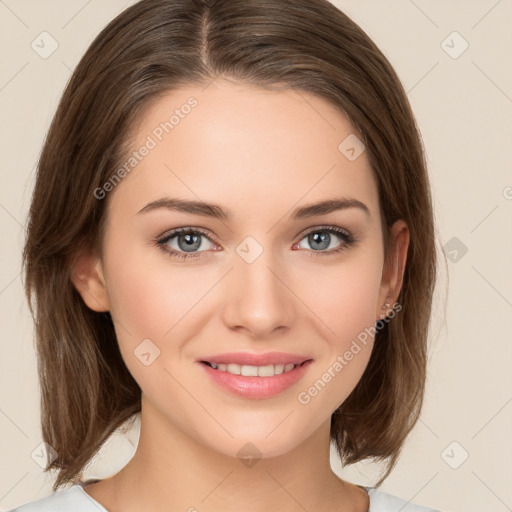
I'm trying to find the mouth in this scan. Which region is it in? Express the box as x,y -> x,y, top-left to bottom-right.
200,360 -> 309,377
197,352 -> 314,399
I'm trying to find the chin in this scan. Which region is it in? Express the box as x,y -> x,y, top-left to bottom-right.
192,412 -> 325,462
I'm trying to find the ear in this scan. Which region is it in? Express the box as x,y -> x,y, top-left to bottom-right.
70,249 -> 110,312
376,219 -> 409,320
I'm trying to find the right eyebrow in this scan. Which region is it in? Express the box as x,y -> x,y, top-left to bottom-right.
137,197 -> 230,220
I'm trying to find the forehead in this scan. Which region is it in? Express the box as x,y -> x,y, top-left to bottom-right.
108,78 -> 379,220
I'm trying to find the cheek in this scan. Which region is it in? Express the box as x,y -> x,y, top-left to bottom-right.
301,248 -> 384,347
108,269 -> 169,338
294,248 -> 384,407
104,245 -> 207,340
102,246 -> 210,405
102,242 -> 219,391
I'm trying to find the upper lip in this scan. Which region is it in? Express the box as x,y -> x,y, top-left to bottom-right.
198,352 -> 313,367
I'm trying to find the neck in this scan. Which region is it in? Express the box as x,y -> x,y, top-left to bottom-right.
90,395 -> 365,512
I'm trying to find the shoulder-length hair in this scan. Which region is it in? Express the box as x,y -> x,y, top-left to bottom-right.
23,0 -> 437,492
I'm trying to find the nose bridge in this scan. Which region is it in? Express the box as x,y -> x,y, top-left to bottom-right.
221,235 -> 295,336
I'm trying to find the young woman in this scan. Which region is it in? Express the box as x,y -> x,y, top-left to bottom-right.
10,0 -> 441,510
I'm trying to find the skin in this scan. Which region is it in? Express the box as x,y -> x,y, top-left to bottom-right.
72,77 -> 409,512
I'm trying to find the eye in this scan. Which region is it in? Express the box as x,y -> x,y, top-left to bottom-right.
293,225 -> 355,257
155,225 -> 356,261
156,227 -> 218,260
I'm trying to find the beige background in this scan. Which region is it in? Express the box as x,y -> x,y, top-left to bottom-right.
1,1 -> 511,511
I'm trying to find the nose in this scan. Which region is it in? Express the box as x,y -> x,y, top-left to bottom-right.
221,245 -> 296,339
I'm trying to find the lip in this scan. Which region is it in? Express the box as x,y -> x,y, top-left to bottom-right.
198,351 -> 311,367
197,352 -> 314,400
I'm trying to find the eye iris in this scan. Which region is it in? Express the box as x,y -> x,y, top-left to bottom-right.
178,233 -> 202,252
309,232 -> 330,250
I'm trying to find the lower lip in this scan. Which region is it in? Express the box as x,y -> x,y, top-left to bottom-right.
199,361 -> 313,399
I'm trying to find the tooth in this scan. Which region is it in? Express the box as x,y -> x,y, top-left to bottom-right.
241,365 -> 259,376
258,364 -> 275,377
274,364 -> 284,375
209,362 -> 301,376
227,363 -> 241,375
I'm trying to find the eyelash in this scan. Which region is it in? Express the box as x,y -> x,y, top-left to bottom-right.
154,225 -> 356,261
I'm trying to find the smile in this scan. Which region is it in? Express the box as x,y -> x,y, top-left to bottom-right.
197,352 -> 313,399
203,361 -> 303,377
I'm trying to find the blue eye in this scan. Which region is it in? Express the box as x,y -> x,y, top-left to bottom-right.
156,227 -> 217,260
294,226 -> 354,257
155,225 -> 355,261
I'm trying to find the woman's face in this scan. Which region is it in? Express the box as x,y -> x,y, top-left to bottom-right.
75,78 -> 407,459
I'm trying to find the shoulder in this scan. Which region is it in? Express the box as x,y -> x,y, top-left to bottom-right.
5,484 -> 108,512
366,486 -> 442,512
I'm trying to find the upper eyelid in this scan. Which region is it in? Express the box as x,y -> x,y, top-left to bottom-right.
298,224 -> 351,238
158,227 -> 218,245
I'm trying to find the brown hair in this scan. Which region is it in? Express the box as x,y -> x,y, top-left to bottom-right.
23,0 -> 437,492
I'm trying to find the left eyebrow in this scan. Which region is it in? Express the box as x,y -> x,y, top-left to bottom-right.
136,196 -> 370,220
289,198 -> 370,220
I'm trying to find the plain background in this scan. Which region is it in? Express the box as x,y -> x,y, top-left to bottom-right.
0,1 -> 511,511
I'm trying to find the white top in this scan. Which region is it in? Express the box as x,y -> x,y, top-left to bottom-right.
6,481 -> 442,512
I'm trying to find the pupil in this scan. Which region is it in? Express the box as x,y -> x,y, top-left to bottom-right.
179,233 -> 201,252
310,232 -> 329,250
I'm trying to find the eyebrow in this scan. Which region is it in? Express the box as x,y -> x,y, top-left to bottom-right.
137,196 -> 370,220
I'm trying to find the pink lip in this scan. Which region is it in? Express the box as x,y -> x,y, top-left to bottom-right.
198,351 -> 311,366
197,352 -> 314,400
